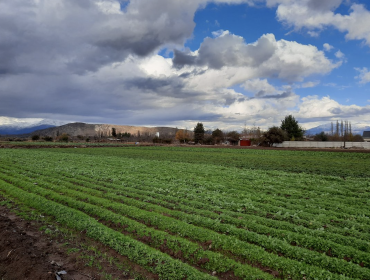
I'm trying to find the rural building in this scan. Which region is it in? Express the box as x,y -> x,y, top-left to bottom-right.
239,138 -> 251,146
363,131 -> 370,142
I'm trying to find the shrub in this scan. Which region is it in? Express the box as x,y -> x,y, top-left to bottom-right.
153,137 -> 172,144
58,133 -> 69,142
314,132 -> 328,141
261,126 -> 287,147
31,135 -> 40,141
352,134 -> 364,142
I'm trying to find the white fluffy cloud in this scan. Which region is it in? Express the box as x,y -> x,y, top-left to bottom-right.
335,50 -> 345,59
243,79 -> 277,95
298,95 -> 370,121
301,81 -> 320,88
355,67 -> 370,84
274,1 -> 370,46
323,43 -> 334,51
173,32 -> 338,82
0,0 -> 368,130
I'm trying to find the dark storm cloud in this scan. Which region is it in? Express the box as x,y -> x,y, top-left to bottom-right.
307,0 -> 343,11
125,77 -> 185,92
0,0 -> 204,122
173,50 -> 197,69
0,0 -> 199,76
255,91 -> 295,99
178,69 -> 207,79
329,106 -> 370,117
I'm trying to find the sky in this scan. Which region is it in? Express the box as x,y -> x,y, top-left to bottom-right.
1,0 -> 370,131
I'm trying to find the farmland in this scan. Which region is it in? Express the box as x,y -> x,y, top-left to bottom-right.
0,146 -> 369,280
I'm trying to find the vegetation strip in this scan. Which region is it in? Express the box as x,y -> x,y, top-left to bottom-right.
5,165 -> 370,269
0,174 -> 368,280
3,162 -> 370,247
2,162 -> 370,255
0,180 -> 218,280
1,147 -> 369,280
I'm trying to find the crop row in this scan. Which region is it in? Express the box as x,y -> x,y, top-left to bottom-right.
4,154 -> 369,238
62,165 -> 370,238
2,162 -> 370,253
0,172 -> 368,280
2,163 -> 369,265
46,146 -> 370,178
0,180 -> 217,280
41,153 -> 370,229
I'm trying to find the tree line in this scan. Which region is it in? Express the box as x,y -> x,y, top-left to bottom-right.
26,116 -> 364,145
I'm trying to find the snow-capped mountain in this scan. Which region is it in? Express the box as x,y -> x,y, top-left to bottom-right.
305,123 -> 370,136
0,116 -> 68,135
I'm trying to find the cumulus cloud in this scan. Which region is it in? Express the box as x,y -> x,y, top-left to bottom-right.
0,0 -> 368,130
355,67 -> 370,84
274,1 -> 370,46
323,43 -> 334,51
173,32 -> 338,82
301,81 -> 320,88
335,50 -> 345,59
0,0 -> 202,75
298,95 -> 370,121
243,79 -> 277,95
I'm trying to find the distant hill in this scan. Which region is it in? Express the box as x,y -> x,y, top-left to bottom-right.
0,117 -> 68,136
0,124 -> 56,135
305,123 -> 370,136
27,122 -> 182,138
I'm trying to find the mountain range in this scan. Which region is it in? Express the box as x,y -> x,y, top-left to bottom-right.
0,117 -> 68,136
305,123 -> 370,136
1,116 -> 369,137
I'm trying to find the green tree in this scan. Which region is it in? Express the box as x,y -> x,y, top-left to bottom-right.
314,132 -> 328,141
261,126 -> 287,147
111,127 -> 117,137
212,128 -> 223,144
31,135 -> 40,141
280,115 -> 304,140
226,131 -> 240,145
194,122 -> 205,143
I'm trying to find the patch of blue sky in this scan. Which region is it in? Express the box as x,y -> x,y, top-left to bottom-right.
187,3 -> 282,51
189,2 -> 370,107
119,0 -> 130,12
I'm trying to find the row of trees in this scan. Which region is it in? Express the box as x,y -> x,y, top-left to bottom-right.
262,116 -> 364,146
174,116 -> 303,146
260,115 -> 304,146
175,123 -> 244,145
28,117 -> 364,145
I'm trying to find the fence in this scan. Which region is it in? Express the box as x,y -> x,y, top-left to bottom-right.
273,141 -> 370,149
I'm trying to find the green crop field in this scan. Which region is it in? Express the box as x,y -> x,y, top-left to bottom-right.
0,146 -> 369,280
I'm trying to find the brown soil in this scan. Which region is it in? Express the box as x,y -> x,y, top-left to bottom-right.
0,205 -> 155,280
